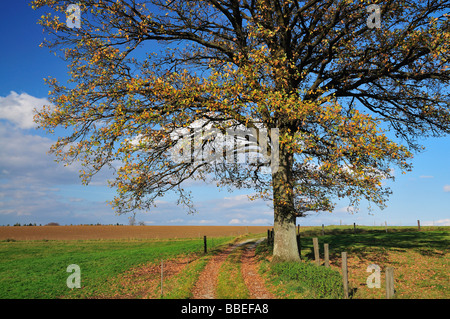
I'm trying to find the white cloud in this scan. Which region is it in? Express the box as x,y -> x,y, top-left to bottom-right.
168,218 -> 184,223
250,218 -> 272,225
0,98 -> 277,225
443,185 -> 450,192
199,219 -> 216,224
216,194 -> 264,210
228,216 -> 273,225
335,206 -> 359,214
0,91 -> 50,129
422,219 -> 450,226
0,124 -> 115,223
261,211 -> 274,216
154,199 -> 169,205
222,194 -> 253,206
0,125 -> 84,186
419,175 -> 434,179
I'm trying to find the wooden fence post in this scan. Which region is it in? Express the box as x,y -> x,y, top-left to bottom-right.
267,229 -> 274,244
297,234 -> 301,259
322,224 -> 325,236
342,252 -> 349,299
161,260 -> 164,297
204,235 -> 207,254
324,243 -> 329,267
385,267 -> 395,299
385,221 -> 388,233
313,237 -> 320,266
297,224 -> 300,235
353,223 -> 356,234
417,220 -> 421,231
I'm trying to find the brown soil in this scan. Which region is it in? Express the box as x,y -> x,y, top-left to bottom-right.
240,241 -> 275,299
0,225 -> 272,240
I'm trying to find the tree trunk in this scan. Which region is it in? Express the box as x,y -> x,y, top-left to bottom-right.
273,204 -> 300,262
271,144 -> 300,263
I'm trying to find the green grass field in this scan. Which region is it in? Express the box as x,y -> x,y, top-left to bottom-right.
0,226 -> 448,299
0,237 -> 233,299
259,226 -> 449,299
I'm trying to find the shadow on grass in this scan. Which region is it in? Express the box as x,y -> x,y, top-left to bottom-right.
298,230 -> 449,261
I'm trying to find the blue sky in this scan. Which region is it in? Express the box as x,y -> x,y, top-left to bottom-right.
0,1 -> 449,227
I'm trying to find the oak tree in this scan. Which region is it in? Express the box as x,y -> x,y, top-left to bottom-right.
32,0 -> 449,262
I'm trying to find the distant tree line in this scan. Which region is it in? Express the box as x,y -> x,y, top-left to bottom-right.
1,222 -> 129,226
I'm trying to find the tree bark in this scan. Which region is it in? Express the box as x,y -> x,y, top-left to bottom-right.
271,144 -> 300,263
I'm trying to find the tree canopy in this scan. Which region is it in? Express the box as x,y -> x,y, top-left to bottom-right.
32,0 -> 449,261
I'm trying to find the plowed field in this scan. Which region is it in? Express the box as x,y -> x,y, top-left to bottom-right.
0,225 -> 272,240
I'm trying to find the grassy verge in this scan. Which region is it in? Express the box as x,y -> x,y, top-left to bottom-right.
0,236 -> 233,299
215,245 -> 250,299
256,240 -> 344,299
257,227 -> 449,299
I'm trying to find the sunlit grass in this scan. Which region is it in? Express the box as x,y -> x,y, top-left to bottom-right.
0,237 -> 233,298
258,227 -> 449,299
215,245 -> 250,299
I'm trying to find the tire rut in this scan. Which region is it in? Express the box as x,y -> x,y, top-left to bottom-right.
191,238 -> 275,299
190,243 -> 239,299
240,240 -> 275,299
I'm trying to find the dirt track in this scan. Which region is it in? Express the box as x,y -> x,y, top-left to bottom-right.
191,243 -> 240,299
240,240 -> 275,299
191,239 -> 275,299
